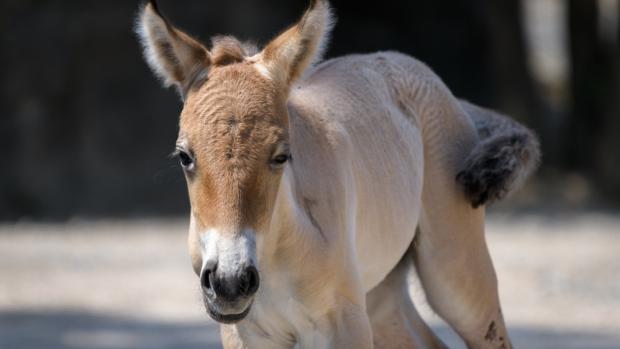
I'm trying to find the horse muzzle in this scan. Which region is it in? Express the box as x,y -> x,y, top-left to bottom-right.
200,262 -> 260,324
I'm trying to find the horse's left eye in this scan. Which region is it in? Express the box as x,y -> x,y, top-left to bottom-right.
177,150 -> 194,169
271,154 -> 290,167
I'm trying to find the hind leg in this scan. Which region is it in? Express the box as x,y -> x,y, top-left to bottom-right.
414,197 -> 512,349
367,249 -> 447,349
409,92 -> 513,348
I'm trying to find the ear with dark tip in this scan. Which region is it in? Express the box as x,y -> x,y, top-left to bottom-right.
149,0 -> 162,16
136,0 -> 210,97
260,0 -> 334,86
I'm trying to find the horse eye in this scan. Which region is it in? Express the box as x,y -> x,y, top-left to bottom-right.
271,154 -> 290,166
178,151 -> 194,168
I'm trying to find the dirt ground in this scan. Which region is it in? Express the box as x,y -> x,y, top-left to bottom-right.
1,214 -> 619,349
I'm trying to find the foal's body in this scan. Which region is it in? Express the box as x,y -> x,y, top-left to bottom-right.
287,52 -> 427,292
137,1 -> 539,347
223,52 -> 507,348
236,52 -> 427,346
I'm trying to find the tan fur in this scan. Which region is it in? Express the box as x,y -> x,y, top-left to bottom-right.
261,0 -> 334,85
210,36 -> 251,66
136,1 -> 534,348
136,2 -> 210,95
367,248 -> 447,349
181,63 -> 288,236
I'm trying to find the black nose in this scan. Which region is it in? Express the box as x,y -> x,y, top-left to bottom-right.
201,264 -> 260,301
200,260 -> 217,292
239,265 -> 260,296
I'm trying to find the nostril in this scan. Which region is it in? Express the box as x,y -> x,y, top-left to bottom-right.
200,269 -> 211,290
243,266 -> 260,296
201,261 -> 217,291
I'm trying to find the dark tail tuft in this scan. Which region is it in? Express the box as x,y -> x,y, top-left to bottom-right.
457,101 -> 541,208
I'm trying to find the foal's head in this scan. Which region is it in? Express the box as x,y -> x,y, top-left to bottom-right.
137,0 -> 332,323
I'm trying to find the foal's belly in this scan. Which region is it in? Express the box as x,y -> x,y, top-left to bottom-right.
349,110 -> 424,291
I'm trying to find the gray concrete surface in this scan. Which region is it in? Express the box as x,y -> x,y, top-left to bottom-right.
1,215 -> 619,348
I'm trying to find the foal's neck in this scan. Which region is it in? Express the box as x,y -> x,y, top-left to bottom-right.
260,166 -> 320,271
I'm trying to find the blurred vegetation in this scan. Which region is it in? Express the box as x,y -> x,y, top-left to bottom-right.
1,0 -> 619,220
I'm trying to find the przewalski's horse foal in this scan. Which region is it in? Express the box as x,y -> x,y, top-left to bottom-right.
137,1 -> 540,348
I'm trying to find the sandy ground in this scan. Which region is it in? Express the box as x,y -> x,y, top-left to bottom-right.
1,214 -> 619,349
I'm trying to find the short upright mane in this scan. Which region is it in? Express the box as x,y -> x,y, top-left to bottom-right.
210,36 -> 258,66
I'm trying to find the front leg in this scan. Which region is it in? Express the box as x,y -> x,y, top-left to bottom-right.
298,301 -> 373,349
367,250 -> 447,349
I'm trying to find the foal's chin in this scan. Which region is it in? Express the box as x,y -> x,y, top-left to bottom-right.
204,297 -> 254,324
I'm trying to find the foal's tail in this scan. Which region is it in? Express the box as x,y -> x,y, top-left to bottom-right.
456,100 -> 541,208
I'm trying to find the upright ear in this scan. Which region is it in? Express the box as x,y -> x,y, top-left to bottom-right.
136,0 -> 210,96
260,0 -> 334,86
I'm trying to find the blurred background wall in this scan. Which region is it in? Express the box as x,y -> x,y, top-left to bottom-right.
1,0 -> 619,221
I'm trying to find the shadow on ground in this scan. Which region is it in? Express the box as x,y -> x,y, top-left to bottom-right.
0,311 -> 221,349
2,310 -> 619,349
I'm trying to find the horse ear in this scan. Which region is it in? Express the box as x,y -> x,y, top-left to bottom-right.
136,0 -> 210,96
260,0 -> 334,86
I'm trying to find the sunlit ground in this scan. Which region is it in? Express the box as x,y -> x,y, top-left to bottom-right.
1,214 -> 619,349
